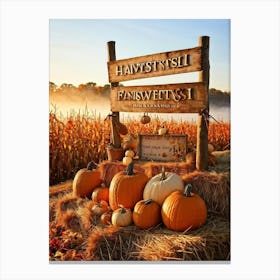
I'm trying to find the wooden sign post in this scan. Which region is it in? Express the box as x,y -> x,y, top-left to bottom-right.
196,36 -> 209,170
106,36 -> 210,169
107,41 -> 121,148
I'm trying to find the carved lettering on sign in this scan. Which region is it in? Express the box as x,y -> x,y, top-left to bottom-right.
108,47 -> 201,83
110,82 -> 207,113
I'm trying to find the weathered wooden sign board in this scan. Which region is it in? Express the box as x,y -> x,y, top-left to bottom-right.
107,47 -> 202,83
111,82 -> 207,113
107,36 -> 210,170
138,134 -> 187,162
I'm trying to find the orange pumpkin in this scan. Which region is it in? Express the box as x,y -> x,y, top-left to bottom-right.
133,199 -> 161,229
161,184 -> 207,231
73,161 -> 102,198
109,162 -> 149,211
91,183 -> 109,202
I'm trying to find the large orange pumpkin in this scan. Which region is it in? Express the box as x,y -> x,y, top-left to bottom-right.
161,184 -> 207,231
73,161 -> 102,198
133,199 -> 161,229
109,162 -> 149,211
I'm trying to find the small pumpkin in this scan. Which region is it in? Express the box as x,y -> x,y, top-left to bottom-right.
109,162 -> 149,211
91,183 -> 109,202
125,149 -> 135,158
122,156 -> 133,166
161,184 -> 207,231
133,199 -> 161,229
111,206 -> 133,227
100,211 -> 113,225
91,200 -> 109,216
158,126 -> 167,135
140,113 -> 151,124
73,161 -> 102,198
143,167 -> 184,206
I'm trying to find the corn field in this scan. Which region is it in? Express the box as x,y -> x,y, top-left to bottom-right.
49,112 -> 230,185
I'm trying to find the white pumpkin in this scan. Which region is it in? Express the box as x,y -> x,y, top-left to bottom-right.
125,149 -> 135,158
158,127 -> 167,135
143,167 -> 184,205
111,207 -> 133,227
122,156 -> 133,165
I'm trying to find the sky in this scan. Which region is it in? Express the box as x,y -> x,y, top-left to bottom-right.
49,19 -> 230,92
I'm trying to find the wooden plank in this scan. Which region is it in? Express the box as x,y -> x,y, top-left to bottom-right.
107,47 -> 202,83
138,134 -> 188,162
110,82 -> 207,113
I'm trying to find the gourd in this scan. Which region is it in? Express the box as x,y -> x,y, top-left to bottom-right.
122,156 -> 133,166
161,184 -> 207,231
125,149 -> 135,158
133,199 -> 161,229
158,126 -> 167,135
91,183 -> 109,202
143,167 -> 184,205
109,162 -> 149,210
111,206 -> 133,227
140,113 -> 151,124
73,161 -> 102,198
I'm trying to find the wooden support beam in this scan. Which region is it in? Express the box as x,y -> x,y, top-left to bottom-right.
107,41 -> 121,148
196,36 -> 210,170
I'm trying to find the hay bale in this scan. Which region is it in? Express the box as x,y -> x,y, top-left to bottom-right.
84,214 -> 230,261
143,162 -> 196,178
182,171 -> 230,218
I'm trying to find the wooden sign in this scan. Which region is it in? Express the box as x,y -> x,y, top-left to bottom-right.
108,47 -> 202,83
111,82 -> 207,113
138,134 -> 188,162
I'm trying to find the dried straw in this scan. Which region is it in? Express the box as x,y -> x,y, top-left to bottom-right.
182,171 -> 230,218
84,214 -> 229,261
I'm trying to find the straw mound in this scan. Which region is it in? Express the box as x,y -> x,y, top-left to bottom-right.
84,213 -> 229,261
49,193 -> 230,261
182,171 -> 230,218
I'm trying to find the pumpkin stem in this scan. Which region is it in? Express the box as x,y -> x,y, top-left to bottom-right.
160,166 -> 166,180
119,205 -> 126,214
87,161 -> 97,170
144,198 -> 153,205
126,161 -> 135,176
184,184 -> 193,197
